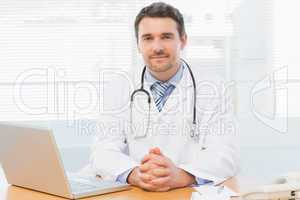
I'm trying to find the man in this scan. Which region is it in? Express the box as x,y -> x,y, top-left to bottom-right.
89,2 -> 239,192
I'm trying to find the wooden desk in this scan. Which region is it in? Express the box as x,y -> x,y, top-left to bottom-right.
0,169 -> 239,200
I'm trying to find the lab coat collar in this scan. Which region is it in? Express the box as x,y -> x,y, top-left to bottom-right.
143,61 -> 194,93
144,61 -> 184,87
141,64 -> 194,115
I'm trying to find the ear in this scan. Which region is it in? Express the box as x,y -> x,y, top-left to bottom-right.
137,40 -> 142,53
180,34 -> 187,50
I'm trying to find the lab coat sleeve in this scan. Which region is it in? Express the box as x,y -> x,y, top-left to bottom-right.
116,168 -> 134,183
180,84 -> 240,185
89,116 -> 139,181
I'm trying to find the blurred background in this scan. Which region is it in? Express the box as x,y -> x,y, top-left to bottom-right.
0,0 -> 299,185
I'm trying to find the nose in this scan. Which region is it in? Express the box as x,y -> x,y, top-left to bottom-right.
152,40 -> 164,54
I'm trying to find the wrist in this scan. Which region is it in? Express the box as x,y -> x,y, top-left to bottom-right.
127,167 -> 139,185
177,168 -> 196,187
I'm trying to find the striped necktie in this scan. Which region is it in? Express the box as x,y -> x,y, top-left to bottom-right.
150,81 -> 175,112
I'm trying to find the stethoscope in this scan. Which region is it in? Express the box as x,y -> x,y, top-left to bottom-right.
130,59 -> 206,149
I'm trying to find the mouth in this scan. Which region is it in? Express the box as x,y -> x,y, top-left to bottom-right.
150,56 -> 168,60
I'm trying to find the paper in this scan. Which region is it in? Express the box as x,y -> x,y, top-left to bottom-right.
194,185 -> 238,196
191,192 -> 230,200
191,185 -> 238,200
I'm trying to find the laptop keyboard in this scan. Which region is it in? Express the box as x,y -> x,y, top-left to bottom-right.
69,179 -> 123,193
70,180 -> 99,192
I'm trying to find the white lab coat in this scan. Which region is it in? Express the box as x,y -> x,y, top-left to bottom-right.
87,67 -> 239,185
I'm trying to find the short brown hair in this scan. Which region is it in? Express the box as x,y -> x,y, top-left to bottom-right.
134,2 -> 186,41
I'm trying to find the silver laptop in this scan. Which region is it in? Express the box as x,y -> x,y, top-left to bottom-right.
0,123 -> 130,199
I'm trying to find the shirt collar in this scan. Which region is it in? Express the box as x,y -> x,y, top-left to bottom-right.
144,61 -> 185,87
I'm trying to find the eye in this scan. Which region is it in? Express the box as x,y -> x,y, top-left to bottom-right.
143,36 -> 153,41
162,35 -> 173,40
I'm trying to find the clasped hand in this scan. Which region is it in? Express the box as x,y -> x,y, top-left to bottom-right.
127,147 -> 195,191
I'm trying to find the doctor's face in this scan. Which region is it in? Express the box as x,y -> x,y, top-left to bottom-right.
137,17 -> 187,74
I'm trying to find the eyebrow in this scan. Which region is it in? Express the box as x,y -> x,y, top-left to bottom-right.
141,32 -> 175,39
141,33 -> 152,39
162,32 -> 174,37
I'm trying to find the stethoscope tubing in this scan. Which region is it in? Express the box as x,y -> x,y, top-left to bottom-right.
130,59 -> 204,147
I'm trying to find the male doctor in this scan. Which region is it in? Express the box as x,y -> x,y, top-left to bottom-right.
89,2 -> 239,192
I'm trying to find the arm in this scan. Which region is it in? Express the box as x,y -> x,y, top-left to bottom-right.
89,116 -> 138,181
179,81 -> 240,185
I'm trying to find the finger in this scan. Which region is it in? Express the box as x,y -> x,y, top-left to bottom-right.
139,162 -> 151,173
141,154 -> 152,164
149,147 -> 162,155
147,154 -> 168,167
142,154 -> 169,168
138,172 -> 152,183
154,186 -> 171,192
151,167 -> 170,177
142,148 -> 164,164
141,153 -> 161,164
139,181 -> 169,192
138,180 -> 157,191
150,176 -> 171,187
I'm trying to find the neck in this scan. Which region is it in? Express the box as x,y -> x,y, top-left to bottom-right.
149,61 -> 181,82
